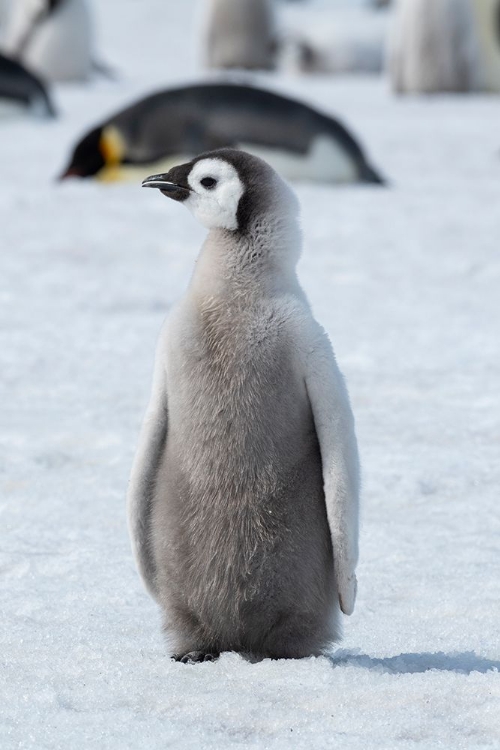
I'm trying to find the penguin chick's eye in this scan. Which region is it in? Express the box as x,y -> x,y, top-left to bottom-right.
200,177 -> 217,189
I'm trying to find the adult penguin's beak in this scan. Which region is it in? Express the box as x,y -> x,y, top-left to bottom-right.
142,164 -> 192,202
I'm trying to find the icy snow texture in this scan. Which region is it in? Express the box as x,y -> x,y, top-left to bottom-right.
1,1 -> 500,748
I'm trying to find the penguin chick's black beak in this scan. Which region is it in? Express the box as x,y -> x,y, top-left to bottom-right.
142,173 -> 191,202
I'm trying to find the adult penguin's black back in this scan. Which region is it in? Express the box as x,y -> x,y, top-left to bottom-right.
0,52 -> 55,117
61,83 -> 384,184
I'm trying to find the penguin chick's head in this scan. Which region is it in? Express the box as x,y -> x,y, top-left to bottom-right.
142,148 -> 299,233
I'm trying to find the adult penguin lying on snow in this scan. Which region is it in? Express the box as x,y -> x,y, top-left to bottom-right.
0,51 -> 55,116
1,0 -> 94,83
60,82 -> 384,185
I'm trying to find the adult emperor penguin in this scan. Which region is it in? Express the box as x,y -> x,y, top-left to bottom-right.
128,148 -> 360,662
1,0 -> 93,83
0,51 -> 55,117
202,0 -> 278,71
60,82 -> 384,184
388,0 -> 482,93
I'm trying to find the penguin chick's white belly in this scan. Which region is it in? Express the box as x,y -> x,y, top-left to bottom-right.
151,298 -> 337,655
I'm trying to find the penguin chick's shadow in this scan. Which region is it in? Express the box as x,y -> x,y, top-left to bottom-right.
328,650 -> 500,675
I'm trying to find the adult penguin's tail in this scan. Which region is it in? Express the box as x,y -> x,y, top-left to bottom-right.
359,162 -> 386,185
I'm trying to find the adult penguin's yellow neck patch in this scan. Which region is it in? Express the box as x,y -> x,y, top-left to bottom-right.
94,123 -> 191,183
97,126 -> 127,181
95,149 -> 193,184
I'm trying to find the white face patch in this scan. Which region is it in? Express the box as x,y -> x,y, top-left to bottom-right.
185,158 -> 245,231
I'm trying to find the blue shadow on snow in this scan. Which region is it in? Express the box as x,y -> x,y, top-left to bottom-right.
328,650 -> 500,675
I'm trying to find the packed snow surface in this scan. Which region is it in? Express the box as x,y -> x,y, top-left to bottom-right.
1,1 -> 499,748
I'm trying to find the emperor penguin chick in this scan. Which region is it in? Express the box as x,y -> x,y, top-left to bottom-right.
388,0 -> 482,93
129,149 -> 360,663
202,0 -> 278,71
2,0 -> 93,83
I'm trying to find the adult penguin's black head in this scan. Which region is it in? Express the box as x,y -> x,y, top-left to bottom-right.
60,126 -> 105,178
60,124 -> 128,179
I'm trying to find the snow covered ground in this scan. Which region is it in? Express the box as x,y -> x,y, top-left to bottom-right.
1,1 -> 500,748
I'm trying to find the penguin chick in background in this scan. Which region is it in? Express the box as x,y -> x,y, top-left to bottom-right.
471,0 -> 500,93
1,0 -> 94,83
129,149 -> 360,663
388,0 -> 482,94
202,0 -> 278,71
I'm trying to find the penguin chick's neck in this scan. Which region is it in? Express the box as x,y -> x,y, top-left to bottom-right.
190,209 -> 302,303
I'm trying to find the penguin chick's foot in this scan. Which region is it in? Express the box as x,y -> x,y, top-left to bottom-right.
172,651 -> 219,664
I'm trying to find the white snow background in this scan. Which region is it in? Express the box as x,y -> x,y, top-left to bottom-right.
1,1 -> 499,748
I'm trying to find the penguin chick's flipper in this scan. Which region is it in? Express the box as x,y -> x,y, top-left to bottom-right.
172,652 -> 219,664
126,324 -> 170,601
304,324 -> 360,616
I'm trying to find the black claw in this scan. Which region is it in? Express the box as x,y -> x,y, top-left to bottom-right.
171,650 -> 219,664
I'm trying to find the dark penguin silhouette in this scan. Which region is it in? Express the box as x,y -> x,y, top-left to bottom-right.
60,82 -> 384,184
0,52 -> 55,117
